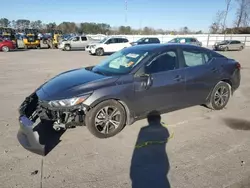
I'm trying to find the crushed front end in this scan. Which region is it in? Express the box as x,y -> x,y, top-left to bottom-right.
17,92 -> 88,156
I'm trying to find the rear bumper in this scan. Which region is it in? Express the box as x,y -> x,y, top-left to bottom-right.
231,69 -> 241,92
17,116 -> 45,156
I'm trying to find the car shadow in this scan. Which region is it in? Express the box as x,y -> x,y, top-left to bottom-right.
9,49 -> 31,52
223,118 -> 250,131
130,111 -> 171,188
33,120 -> 65,156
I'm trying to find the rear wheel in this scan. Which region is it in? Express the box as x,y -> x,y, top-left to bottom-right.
96,48 -> 104,56
2,46 -> 9,52
239,46 -> 243,51
85,100 -> 126,138
207,81 -> 231,110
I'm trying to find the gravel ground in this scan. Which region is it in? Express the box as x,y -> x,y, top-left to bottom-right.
0,48 -> 250,188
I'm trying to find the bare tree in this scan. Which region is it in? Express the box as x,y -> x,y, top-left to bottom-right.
222,0 -> 232,31
209,11 -> 225,33
235,0 -> 250,27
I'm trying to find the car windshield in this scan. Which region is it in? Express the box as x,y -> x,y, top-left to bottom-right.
99,37 -> 108,43
136,38 -> 145,43
92,49 -> 150,76
169,38 -> 178,43
219,40 -> 230,45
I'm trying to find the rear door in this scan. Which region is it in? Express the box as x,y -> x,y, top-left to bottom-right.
180,47 -> 220,106
133,48 -> 187,115
80,36 -> 88,49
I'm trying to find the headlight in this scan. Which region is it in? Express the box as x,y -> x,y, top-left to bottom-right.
48,95 -> 90,107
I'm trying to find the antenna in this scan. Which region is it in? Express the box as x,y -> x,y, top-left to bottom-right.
125,0 -> 127,24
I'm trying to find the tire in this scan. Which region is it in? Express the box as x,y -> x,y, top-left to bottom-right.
96,48 -> 104,56
224,47 -> 229,51
206,81 -> 231,110
64,45 -> 71,51
239,46 -> 243,51
2,46 -> 9,52
85,100 -> 126,138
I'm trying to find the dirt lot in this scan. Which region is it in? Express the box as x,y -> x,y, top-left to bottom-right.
0,48 -> 250,188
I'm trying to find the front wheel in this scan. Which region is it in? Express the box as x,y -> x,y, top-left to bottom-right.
207,81 -> 231,110
96,48 -> 104,56
85,100 -> 126,138
64,45 -> 71,51
2,46 -> 10,52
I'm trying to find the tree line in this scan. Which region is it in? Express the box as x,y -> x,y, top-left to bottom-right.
210,0 -> 250,34
0,18 -> 204,35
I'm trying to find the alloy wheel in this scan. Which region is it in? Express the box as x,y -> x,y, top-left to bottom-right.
2,46 -> 9,52
94,106 -> 121,134
213,86 -> 230,108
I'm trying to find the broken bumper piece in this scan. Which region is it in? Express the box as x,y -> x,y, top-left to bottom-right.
17,116 -> 45,156
17,116 -> 64,156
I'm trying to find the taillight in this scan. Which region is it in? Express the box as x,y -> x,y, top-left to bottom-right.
236,62 -> 241,69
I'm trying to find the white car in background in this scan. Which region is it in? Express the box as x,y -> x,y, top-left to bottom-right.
86,37 -> 131,56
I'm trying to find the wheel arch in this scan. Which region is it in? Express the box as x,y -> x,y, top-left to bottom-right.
206,79 -> 232,102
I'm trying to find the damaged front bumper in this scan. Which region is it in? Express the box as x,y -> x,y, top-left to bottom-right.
17,115 -> 65,156
17,93 -> 67,156
17,116 -> 45,156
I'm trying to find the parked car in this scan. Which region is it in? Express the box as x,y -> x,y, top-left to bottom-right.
85,37 -> 131,56
17,43 -> 241,155
213,40 -> 244,51
168,37 -> 202,46
0,38 -> 16,52
58,35 -> 99,51
130,37 -> 160,46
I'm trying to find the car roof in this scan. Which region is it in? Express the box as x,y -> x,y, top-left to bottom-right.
127,43 -> 204,52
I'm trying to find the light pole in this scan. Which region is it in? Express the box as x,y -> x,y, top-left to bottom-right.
125,0 -> 127,24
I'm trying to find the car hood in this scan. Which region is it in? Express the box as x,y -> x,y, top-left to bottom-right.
36,68 -> 119,101
88,41 -> 103,46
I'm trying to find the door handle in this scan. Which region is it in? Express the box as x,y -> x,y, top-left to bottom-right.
173,75 -> 183,81
211,67 -> 218,72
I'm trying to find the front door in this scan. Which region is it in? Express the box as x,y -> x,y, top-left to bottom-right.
104,38 -> 117,53
133,49 -> 186,116
71,37 -> 81,49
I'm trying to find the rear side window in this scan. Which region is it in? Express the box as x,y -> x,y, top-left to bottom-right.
119,38 -> 128,43
81,36 -> 87,41
182,49 -> 212,67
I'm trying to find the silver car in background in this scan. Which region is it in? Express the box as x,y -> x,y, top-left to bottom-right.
168,37 -> 202,46
213,40 -> 245,51
58,35 -> 100,51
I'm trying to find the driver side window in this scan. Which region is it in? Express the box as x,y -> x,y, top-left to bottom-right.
145,50 -> 178,74
72,37 -> 80,41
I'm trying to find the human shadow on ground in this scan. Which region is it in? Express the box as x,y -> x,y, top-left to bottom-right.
130,111 -> 171,188
223,118 -> 250,130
